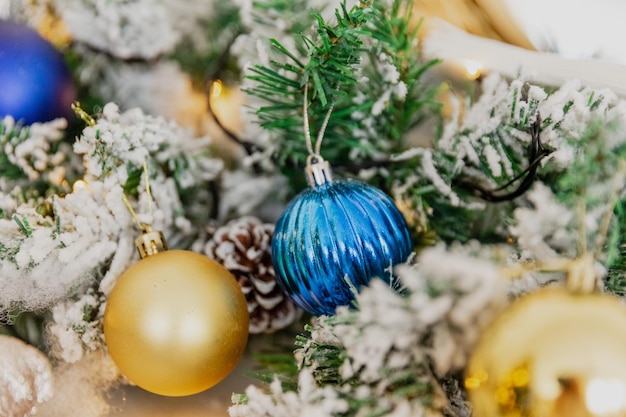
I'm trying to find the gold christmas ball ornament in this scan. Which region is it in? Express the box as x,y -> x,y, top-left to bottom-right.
466,288 -> 626,417
103,248 -> 249,397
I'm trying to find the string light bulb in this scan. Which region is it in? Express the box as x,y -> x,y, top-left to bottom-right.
72,179 -> 88,193
462,59 -> 483,80
585,378 -> 626,415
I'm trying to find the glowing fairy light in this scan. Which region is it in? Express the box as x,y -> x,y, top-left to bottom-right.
585,378 -> 626,415
463,60 -> 483,80
72,179 -> 89,193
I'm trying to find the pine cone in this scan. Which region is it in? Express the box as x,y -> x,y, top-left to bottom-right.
204,216 -> 299,333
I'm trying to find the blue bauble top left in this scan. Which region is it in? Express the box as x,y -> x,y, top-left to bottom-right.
0,20 -> 76,124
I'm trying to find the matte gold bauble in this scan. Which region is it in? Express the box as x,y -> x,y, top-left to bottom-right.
103,250 -> 249,397
466,288 -> 626,417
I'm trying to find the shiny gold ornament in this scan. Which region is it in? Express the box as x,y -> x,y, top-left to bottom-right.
466,287 -> 626,417
103,248 -> 249,397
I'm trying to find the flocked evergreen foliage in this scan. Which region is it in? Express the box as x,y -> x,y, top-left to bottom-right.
1,0 -> 626,415
228,1 -> 626,415
0,104 -> 223,361
242,0 -> 440,186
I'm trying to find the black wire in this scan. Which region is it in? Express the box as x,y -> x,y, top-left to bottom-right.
207,179 -> 221,221
204,34 -> 260,157
457,116 -> 552,203
203,35 -> 265,219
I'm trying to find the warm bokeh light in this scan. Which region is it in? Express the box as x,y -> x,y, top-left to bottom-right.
72,179 -> 89,193
585,378 -> 626,415
465,369 -> 488,389
210,80 -> 223,98
462,59 -> 483,80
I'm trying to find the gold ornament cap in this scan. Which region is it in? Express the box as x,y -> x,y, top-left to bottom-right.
135,227 -> 168,258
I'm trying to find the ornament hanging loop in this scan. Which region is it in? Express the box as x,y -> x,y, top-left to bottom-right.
121,160 -> 169,258
565,253 -> 598,294
302,82 -> 335,188
71,101 -> 96,127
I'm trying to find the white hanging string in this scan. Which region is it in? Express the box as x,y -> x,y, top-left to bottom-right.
303,83 -> 336,186
303,84 -> 335,157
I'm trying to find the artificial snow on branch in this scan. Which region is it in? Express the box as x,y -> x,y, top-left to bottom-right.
0,103 -> 223,358
390,73 -> 626,245
234,56 -> 626,417
231,244 -> 509,417
235,0 -> 439,180
3,0 -> 626,416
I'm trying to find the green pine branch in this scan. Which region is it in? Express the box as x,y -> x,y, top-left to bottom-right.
380,77 -> 626,249
246,0 -> 373,170
246,0 -> 440,186
606,200 -> 626,295
552,118 -> 626,284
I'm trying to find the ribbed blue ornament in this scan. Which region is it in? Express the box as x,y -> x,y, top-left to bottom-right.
0,20 -> 76,124
271,158 -> 412,316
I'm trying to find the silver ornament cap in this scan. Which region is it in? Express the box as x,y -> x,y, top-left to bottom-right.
305,155 -> 333,187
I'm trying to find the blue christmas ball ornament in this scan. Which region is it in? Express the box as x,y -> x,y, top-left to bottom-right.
0,20 -> 76,124
271,156 -> 413,316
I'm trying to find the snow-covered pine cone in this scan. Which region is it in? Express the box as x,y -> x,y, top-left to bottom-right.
204,216 -> 299,334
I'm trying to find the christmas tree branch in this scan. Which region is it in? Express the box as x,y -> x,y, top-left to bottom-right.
231,245 -> 508,417
387,76 -> 626,246
245,0 -> 440,182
